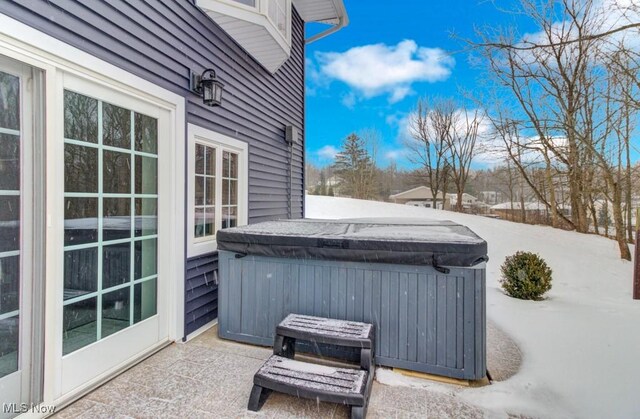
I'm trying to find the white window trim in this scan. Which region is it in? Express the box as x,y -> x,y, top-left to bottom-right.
0,13 -> 186,408
188,124 -> 248,258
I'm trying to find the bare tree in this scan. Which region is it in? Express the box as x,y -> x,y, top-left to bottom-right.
474,0 -> 637,259
447,109 -> 484,211
405,98 -> 454,209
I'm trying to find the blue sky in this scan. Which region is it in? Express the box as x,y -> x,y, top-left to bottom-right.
304,0 -> 532,168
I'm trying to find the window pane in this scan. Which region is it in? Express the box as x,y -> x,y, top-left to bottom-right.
0,315 -> 19,378
195,176 -> 205,206
63,248 -> 98,300
0,71 -> 20,131
232,0 -> 256,6
229,152 -> 238,178
0,196 -> 19,253
135,156 -> 157,195
195,144 -> 205,175
101,288 -> 130,338
230,179 -> 238,205
223,151 -> 238,178
103,242 -> 131,289
103,150 -> 131,194
63,297 -> 97,355
135,198 -> 157,237
64,91 -> 98,143
205,209 -> 215,236
222,179 -> 238,206
0,256 -> 19,314
103,103 -> 131,149
223,206 -> 237,229
134,113 -> 157,154
0,134 -> 19,190
205,178 -> 215,206
65,197 -> 98,246
205,146 -> 216,176
135,238 -> 157,280
134,279 -> 157,323
103,198 -> 131,242
223,151 -> 230,178
223,179 -> 229,206
65,144 -> 98,192
194,208 -> 205,238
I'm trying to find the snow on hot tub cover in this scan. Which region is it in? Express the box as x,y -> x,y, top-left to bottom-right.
216,218 -> 488,267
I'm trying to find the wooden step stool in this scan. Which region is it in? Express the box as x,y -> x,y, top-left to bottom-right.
248,314 -> 375,419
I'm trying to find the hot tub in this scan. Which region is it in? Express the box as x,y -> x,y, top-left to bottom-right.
216,218 -> 488,380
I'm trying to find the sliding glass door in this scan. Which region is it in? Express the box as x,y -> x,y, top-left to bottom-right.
0,56 -> 42,419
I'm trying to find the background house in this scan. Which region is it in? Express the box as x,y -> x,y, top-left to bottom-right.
445,193 -> 478,211
0,0 -> 347,415
389,186 -> 448,209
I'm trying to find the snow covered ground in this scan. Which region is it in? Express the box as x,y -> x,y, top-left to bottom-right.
306,195 -> 640,419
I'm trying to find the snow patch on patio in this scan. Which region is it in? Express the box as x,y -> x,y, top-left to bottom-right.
306,195 -> 640,419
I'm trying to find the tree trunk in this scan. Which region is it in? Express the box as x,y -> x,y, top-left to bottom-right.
612,182 -> 632,261
544,154 -> 558,228
588,199 -> 599,236
519,177 -> 526,223
626,146 -> 633,243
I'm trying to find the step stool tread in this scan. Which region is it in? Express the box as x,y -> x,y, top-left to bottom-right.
255,355 -> 367,396
278,314 -> 373,347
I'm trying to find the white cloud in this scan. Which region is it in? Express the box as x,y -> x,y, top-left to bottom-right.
316,145 -> 339,161
384,111 -> 407,128
315,40 -> 455,104
341,92 -> 357,109
384,148 -> 409,161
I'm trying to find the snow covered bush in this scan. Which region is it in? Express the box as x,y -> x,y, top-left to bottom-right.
500,251 -> 553,300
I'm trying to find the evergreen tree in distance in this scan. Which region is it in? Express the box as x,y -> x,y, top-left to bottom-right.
333,133 -> 375,199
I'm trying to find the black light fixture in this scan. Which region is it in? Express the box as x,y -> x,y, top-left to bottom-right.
191,69 -> 224,107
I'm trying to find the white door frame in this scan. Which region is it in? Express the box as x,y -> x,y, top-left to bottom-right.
0,13 -> 186,413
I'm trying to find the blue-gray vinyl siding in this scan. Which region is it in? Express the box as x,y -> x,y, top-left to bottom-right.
0,0 -> 305,337
185,253 -> 219,333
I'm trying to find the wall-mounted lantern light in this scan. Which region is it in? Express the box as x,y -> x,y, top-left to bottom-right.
191,69 -> 224,107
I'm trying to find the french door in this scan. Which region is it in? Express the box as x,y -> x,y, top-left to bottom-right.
0,56 -> 43,418
56,73 -> 170,397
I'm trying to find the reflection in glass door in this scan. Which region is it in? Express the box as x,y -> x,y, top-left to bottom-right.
0,56 -> 42,419
62,90 -> 159,355
0,65 -> 22,392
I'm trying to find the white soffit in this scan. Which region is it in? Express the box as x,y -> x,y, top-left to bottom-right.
292,0 -> 348,25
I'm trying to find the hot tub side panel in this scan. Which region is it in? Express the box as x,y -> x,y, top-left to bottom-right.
218,250 -> 486,380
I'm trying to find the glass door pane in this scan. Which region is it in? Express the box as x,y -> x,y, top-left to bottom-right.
0,55 -> 44,419
63,91 -> 159,356
0,69 -> 21,381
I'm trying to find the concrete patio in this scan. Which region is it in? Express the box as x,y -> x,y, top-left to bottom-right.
52,322 -> 521,418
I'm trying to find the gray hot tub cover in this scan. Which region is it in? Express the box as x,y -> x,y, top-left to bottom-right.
216,218 -> 488,268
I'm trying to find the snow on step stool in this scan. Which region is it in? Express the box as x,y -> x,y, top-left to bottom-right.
249,355 -> 369,416
257,355 -> 367,397
277,314 -> 374,348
